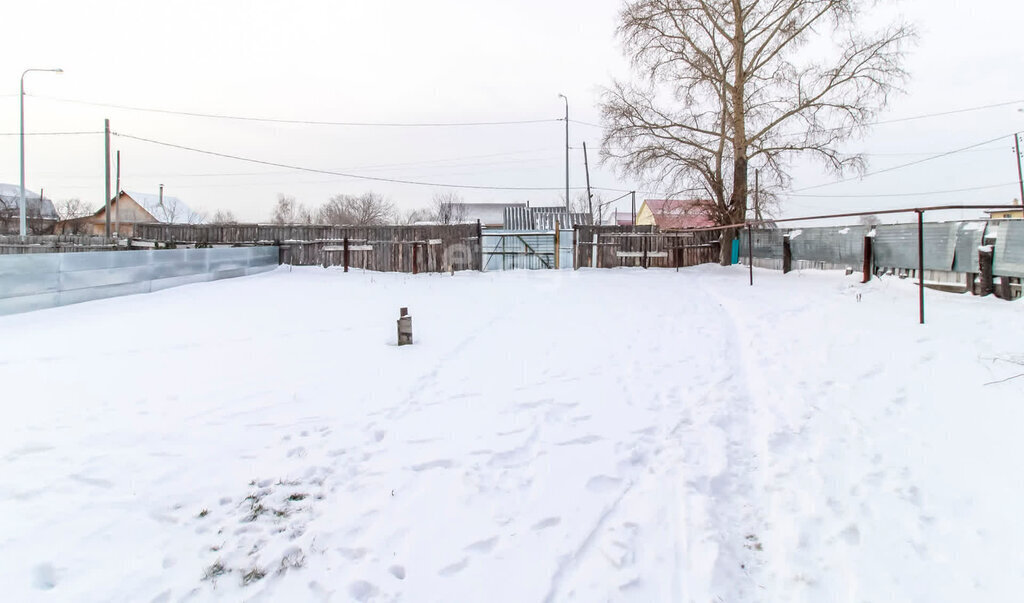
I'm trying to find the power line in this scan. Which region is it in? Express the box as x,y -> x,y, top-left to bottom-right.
0,131 -> 103,136
113,131 -> 641,193
791,181 -> 1019,198
29,94 -> 561,128
792,133 -> 1014,193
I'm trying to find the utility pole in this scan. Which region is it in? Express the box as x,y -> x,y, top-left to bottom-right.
631,191 -> 636,226
104,119 -> 111,238
1015,133 -> 1023,206
558,94 -> 569,211
19,67 -> 63,236
114,151 -> 121,237
159,183 -> 164,207
582,141 -> 593,220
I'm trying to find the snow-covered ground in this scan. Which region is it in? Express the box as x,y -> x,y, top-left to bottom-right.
2,265 -> 1022,602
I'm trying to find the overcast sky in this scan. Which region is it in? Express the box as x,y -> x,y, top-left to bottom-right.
2,0 -> 1023,223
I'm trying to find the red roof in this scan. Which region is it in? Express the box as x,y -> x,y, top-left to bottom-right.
643,199 -> 714,230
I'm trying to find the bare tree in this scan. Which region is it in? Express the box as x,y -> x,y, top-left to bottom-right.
559,192 -> 604,224
316,192 -> 395,226
401,207 -> 433,225
54,198 -> 93,234
601,0 -> 914,263
271,194 -> 313,225
859,213 -> 881,226
211,209 -> 238,224
432,192 -> 467,225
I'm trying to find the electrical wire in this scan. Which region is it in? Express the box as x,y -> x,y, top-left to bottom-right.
29,94 -> 561,127
113,131 -> 643,193
790,181 -> 1019,198
791,133 -> 1014,193
0,131 -> 103,136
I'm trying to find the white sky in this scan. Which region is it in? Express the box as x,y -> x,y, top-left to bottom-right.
2,0 -> 1023,223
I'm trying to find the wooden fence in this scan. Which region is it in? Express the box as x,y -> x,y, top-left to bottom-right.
0,234 -> 117,255
133,223 -> 483,273
574,225 -> 721,269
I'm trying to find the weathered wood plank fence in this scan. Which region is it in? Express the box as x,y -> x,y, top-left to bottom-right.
133,223 -> 483,273
0,234 -> 118,255
574,225 -> 720,269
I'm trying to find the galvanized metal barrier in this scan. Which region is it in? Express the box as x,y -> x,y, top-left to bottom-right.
0,247 -> 278,316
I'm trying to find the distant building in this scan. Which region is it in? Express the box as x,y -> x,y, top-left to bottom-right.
454,202 -> 527,228
985,206 -> 1022,220
0,183 -> 58,234
609,211 -> 634,226
635,199 -> 714,230
78,190 -> 203,236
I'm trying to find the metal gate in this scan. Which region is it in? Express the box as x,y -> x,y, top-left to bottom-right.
481,230 -> 572,270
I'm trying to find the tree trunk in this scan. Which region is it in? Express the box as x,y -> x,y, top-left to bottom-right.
720,228 -> 736,265
727,0 -> 748,266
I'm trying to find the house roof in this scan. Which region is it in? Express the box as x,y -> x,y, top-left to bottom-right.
643,199 -> 714,230
94,191 -> 203,224
0,183 -> 58,219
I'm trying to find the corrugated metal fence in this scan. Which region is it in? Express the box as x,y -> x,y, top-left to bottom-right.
0,247 -> 278,316
738,220 -> 1023,290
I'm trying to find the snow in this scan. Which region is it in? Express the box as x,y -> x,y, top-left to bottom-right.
0,183 -> 41,199
2,266 -> 1023,602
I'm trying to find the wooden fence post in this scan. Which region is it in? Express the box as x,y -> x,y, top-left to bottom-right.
862,234 -> 873,284
476,220 -> 483,271
343,237 -> 349,273
782,233 -> 792,274
554,220 -> 560,270
573,227 -> 578,270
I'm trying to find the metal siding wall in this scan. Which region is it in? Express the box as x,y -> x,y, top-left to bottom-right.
952,222 -> 987,273
739,229 -> 785,259
790,226 -> 867,266
872,223 -> 957,271
0,247 -> 279,316
993,220 -> 1024,277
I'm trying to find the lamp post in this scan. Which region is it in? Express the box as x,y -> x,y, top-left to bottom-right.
20,67 -> 63,236
558,94 -> 569,211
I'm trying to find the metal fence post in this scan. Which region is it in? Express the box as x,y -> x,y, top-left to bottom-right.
747,224 -> 753,286
917,210 -> 925,324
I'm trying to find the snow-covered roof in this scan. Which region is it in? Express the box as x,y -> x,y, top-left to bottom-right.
124,190 -> 202,224
0,183 -> 58,219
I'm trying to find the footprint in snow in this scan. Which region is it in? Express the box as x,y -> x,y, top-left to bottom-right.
586,475 -> 623,493
438,558 -> 468,576
32,563 -> 58,590
464,536 -> 499,554
532,517 -> 561,531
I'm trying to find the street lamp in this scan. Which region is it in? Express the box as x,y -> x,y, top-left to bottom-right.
558,94 -> 569,212
20,67 -> 63,237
